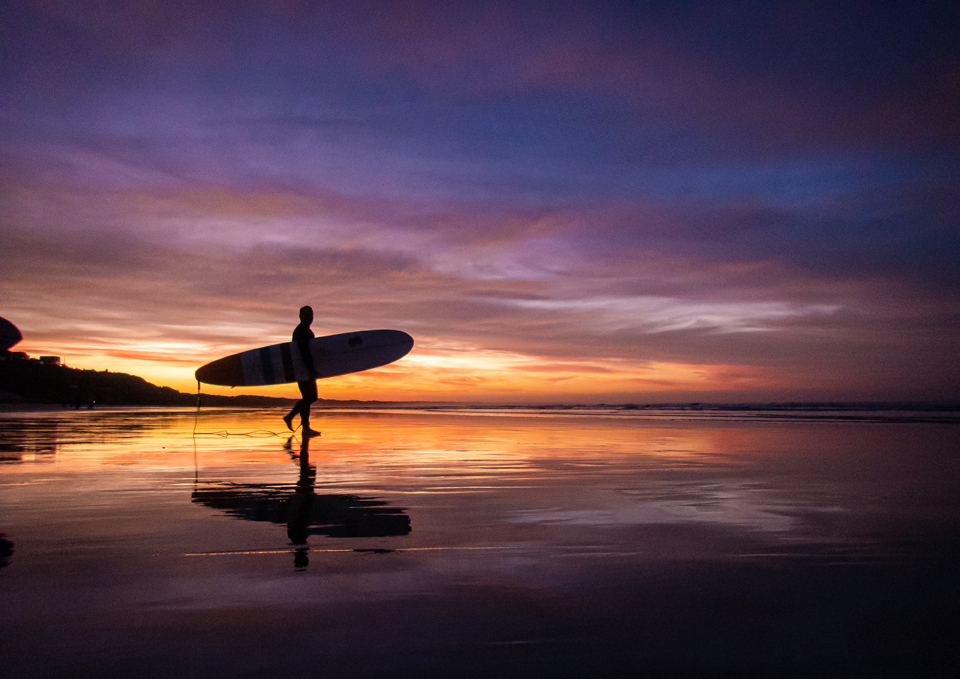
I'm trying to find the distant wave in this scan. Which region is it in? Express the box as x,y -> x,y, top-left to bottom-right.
317,402 -> 960,424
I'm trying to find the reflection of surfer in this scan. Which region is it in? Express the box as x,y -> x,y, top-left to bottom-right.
287,436 -> 316,570
283,306 -> 320,437
193,435 -> 412,571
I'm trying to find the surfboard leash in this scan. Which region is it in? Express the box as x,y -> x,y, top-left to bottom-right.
192,379 -> 291,438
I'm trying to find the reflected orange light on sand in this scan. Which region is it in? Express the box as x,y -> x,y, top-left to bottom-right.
18,409 -> 725,472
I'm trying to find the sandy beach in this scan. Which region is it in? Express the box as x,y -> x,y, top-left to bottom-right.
1,407 -> 958,677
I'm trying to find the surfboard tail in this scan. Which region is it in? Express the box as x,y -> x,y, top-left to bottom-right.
195,353 -> 245,387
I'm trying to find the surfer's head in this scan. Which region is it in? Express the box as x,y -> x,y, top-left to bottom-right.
299,306 -> 313,324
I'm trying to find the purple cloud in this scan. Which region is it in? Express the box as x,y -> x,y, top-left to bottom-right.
2,1 -> 958,401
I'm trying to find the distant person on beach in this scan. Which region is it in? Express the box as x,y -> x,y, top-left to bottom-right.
283,306 -> 320,437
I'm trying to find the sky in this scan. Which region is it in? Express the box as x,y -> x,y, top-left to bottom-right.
2,0 -> 959,403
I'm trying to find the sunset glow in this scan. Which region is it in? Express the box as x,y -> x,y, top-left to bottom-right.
2,1 -> 958,402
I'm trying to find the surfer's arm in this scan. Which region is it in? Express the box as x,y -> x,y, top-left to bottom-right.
296,337 -> 317,378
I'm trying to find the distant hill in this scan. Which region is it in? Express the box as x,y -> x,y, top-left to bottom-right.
0,358 -> 296,408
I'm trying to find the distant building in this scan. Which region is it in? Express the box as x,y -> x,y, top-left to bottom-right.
39,356 -> 61,366
1,351 -> 28,361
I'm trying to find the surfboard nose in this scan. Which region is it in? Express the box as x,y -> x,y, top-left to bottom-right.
385,330 -> 414,358
393,330 -> 414,349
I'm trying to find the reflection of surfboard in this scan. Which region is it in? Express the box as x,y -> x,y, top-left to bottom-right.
191,484 -> 412,538
195,329 -> 413,387
0,317 -> 22,352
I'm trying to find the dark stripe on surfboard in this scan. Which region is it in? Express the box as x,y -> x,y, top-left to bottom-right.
259,346 -> 275,385
280,343 -> 295,383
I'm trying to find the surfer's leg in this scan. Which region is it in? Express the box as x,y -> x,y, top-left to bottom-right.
283,403 -> 298,431
300,380 -> 320,436
285,386 -> 310,431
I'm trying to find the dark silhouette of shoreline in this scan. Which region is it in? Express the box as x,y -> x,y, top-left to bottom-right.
4,356 -> 958,415
0,357 -> 419,409
0,358 -> 296,408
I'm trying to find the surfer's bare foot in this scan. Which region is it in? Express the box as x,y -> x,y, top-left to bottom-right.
302,427 -> 321,438
283,414 -> 295,431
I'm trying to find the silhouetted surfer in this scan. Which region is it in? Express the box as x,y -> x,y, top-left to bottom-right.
283,306 -> 320,437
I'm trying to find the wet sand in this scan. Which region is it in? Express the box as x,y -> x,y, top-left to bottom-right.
1,407 -> 959,677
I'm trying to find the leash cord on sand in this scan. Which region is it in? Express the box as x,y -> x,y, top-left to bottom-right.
192,380 -> 295,439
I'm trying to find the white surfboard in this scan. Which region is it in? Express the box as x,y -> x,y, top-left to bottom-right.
195,330 -> 413,387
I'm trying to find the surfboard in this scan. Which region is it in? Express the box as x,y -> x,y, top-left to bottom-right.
195,329 -> 413,387
0,317 -> 22,352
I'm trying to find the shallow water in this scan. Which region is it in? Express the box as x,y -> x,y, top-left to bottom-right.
2,408 -> 959,677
